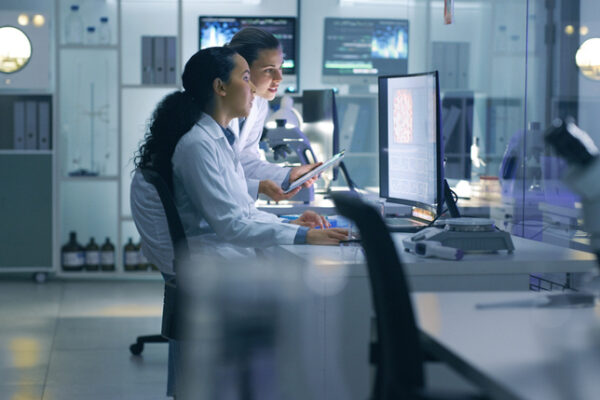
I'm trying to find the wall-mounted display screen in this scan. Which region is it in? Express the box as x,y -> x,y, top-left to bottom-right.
323,18 -> 409,77
198,16 -> 296,74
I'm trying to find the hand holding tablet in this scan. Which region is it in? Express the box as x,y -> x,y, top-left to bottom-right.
284,150 -> 346,193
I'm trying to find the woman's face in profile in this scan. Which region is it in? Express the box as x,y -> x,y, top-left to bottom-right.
223,54 -> 256,118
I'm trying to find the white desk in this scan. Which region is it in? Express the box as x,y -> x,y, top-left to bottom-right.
280,234 -> 597,291
414,291 -> 600,400
272,236 -> 598,398
257,194 -> 410,217
177,248 -> 600,400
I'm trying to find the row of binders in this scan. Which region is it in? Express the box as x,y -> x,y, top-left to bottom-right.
141,36 -> 177,85
14,101 -> 52,150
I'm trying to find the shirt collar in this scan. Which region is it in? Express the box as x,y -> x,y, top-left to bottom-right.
220,126 -> 236,147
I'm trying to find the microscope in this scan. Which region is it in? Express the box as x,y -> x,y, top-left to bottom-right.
262,119 -> 316,203
545,118 -> 600,265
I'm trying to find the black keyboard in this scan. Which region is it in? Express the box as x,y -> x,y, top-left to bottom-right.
384,217 -> 427,233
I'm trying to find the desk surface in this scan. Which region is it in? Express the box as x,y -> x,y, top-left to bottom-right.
280,234 -> 597,277
414,291 -> 600,400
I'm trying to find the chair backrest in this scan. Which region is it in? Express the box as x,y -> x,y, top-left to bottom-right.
136,168 -> 190,340
332,193 -> 425,400
139,168 -> 190,272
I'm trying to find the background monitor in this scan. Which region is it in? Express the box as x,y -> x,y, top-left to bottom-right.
442,91 -> 474,180
198,16 -> 296,75
378,71 -> 444,216
322,18 -> 409,86
301,89 -> 340,180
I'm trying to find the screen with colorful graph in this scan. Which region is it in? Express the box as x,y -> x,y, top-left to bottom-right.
198,16 -> 296,74
323,18 -> 408,77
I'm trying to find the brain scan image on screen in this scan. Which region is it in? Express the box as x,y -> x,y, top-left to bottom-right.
392,89 -> 413,144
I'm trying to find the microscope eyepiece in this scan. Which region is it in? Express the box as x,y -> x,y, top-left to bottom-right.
545,117 -> 599,167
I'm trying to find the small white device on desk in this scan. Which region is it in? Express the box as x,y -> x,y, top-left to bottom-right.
402,218 -> 514,260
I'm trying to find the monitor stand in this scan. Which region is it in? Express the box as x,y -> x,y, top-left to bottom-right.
443,179 -> 461,218
348,84 -> 371,95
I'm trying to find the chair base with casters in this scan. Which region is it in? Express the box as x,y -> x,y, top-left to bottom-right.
129,276 -> 178,356
129,334 -> 168,356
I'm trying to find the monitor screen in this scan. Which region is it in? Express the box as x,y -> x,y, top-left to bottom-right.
323,18 -> 409,77
442,91 -> 474,180
378,72 -> 443,215
301,90 -> 340,180
198,16 -> 296,74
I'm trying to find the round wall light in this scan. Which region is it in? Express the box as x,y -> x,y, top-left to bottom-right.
32,15 -> 45,27
17,14 -> 29,26
0,26 -> 32,74
565,25 -> 574,35
575,38 -> 600,81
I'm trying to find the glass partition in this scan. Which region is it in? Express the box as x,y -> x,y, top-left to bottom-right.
300,0 -> 528,218
297,0 -> 600,256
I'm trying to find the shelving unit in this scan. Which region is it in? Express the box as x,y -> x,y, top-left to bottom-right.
55,0 -> 182,278
0,84 -> 54,281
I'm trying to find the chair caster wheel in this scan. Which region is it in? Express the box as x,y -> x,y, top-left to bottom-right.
32,272 -> 48,284
130,342 -> 144,355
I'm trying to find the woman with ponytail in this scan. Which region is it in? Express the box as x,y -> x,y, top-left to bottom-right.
132,47 -> 348,265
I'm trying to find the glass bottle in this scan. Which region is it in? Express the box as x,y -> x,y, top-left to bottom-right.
124,238 -> 138,272
65,4 -> 83,44
136,239 -> 149,271
98,17 -> 110,44
84,238 -> 100,271
85,26 -> 97,45
61,231 -> 84,271
100,237 -> 115,271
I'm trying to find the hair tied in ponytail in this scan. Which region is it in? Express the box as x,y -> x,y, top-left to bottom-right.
183,90 -> 196,103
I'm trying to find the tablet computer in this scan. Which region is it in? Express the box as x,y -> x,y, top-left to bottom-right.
284,150 -> 346,193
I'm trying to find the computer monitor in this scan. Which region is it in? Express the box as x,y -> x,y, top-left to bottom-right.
301,89 -> 340,180
378,71 -> 444,216
322,18 -> 409,87
198,16 -> 296,75
442,91 -> 474,180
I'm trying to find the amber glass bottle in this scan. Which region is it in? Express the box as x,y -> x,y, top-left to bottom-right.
100,237 -> 115,271
61,231 -> 84,271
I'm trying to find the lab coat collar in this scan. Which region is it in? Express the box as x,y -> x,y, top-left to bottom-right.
196,113 -> 227,141
195,113 -> 239,165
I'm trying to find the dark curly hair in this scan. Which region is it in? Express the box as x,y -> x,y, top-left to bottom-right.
226,27 -> 280,67
133,47 -> 237,189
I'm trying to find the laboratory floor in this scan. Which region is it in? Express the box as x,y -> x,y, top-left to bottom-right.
0,278 -> 169,400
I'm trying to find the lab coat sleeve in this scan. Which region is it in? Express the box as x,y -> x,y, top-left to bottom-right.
173,137 -> 299,248
247,178 -> 259,199
239,99 -> 290,186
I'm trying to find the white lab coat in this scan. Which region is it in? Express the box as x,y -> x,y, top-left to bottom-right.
171,113 -> 300,258
130,170 -> 174,273
229,96 -> 290,198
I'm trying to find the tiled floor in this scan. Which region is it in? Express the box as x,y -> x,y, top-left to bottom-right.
0,278 -> 169,400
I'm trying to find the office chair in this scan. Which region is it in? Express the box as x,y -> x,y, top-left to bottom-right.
331,193 -> 486,400
129,168 -> 190,355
